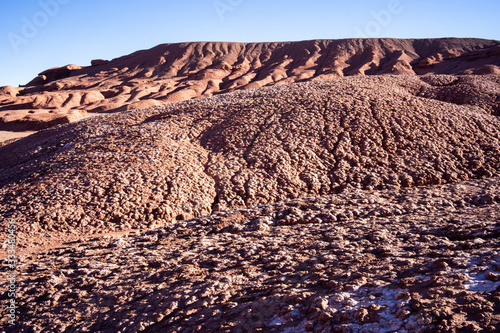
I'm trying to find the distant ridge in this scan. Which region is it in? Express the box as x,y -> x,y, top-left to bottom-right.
0,38 -> 499,132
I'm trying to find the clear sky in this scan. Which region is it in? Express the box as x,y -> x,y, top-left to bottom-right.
0,0 -> 499,87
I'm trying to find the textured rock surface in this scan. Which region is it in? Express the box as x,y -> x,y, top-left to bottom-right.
1,177 -> 499,332
0,75 -> 499,254
0,38 -> 499,133
0,41 -> 499,331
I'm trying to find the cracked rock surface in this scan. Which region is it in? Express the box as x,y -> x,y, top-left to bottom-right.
1,177 -> 499,332
0,75 -> 500,253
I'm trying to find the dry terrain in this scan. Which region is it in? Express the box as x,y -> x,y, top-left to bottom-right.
0,38 -> 499,332
0,38 -> 499,136
3,177 -> 500,332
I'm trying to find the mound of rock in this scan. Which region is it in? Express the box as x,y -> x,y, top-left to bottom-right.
0,75 -> 499,252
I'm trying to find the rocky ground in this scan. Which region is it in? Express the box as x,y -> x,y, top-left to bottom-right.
1,177 -> 499,332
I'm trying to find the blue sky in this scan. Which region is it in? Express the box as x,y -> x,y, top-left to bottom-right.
0,0 -> 499,87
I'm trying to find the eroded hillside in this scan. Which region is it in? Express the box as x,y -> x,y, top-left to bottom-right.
1,38 -> 499,132
0,75 -> 499,253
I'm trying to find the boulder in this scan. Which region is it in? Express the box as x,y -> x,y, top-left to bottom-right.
91,59 -> 110,66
